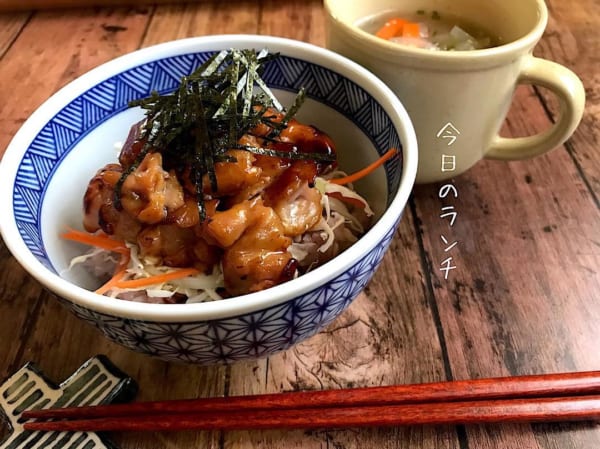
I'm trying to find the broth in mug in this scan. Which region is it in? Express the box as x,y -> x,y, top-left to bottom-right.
357,9 -> 500,51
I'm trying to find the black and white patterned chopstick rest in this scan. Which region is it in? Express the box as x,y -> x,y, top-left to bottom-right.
0,355 -> 137,449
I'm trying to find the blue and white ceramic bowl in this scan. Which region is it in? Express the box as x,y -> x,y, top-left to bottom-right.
0,35 -> 417,364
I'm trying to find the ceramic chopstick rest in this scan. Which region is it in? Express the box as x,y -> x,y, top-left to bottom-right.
0,355 -> 137,449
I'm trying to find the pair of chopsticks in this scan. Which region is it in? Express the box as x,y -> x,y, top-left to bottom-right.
23,371 -> 600,432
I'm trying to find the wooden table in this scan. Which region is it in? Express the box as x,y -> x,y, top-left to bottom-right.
1,1 -> 598,448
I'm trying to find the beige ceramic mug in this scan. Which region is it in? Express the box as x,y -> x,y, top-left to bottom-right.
324,0 -> 585,183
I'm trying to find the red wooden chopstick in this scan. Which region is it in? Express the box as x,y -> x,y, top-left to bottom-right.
22,371 -> 600,432
23,396 -> 600,432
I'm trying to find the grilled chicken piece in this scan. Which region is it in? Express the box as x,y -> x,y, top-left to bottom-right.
204,149 -> 262,196
137,224 -> 219,271
120,153 -> 185,224
205,197 -> 295,295
263,160 -> 322,236
83,164 -> 141,242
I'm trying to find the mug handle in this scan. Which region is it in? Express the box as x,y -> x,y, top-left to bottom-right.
485,56 -> 585,160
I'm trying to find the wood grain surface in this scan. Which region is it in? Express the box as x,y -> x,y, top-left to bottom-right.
0,0 -> 199,13
0,1 -> 598,448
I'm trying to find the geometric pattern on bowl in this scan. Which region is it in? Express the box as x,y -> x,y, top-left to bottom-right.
65,223 -> 397,364
12,52 -> 403,270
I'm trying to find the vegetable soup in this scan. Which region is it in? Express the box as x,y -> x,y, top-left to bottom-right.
357,9 -> 500,51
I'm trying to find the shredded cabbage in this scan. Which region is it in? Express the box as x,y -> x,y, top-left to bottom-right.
316,176 -> 374,217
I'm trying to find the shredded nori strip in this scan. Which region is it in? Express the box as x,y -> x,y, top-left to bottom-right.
114,49 -> 333,220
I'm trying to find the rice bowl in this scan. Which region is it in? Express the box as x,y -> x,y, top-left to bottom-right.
0,35 -> 417,364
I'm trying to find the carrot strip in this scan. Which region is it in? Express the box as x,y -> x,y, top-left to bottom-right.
375,18 -> 406,40
95,252 -> 131,295
402,22 -> 421,38
326,191 -> 368,209
62,228 -> 129,254
61,228 -> 131,295
114,268 -> 200,289
330,148 -> 397,185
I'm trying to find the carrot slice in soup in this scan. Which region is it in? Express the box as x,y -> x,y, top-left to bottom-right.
375,18 -> 406,40
402,22 -> 421,38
